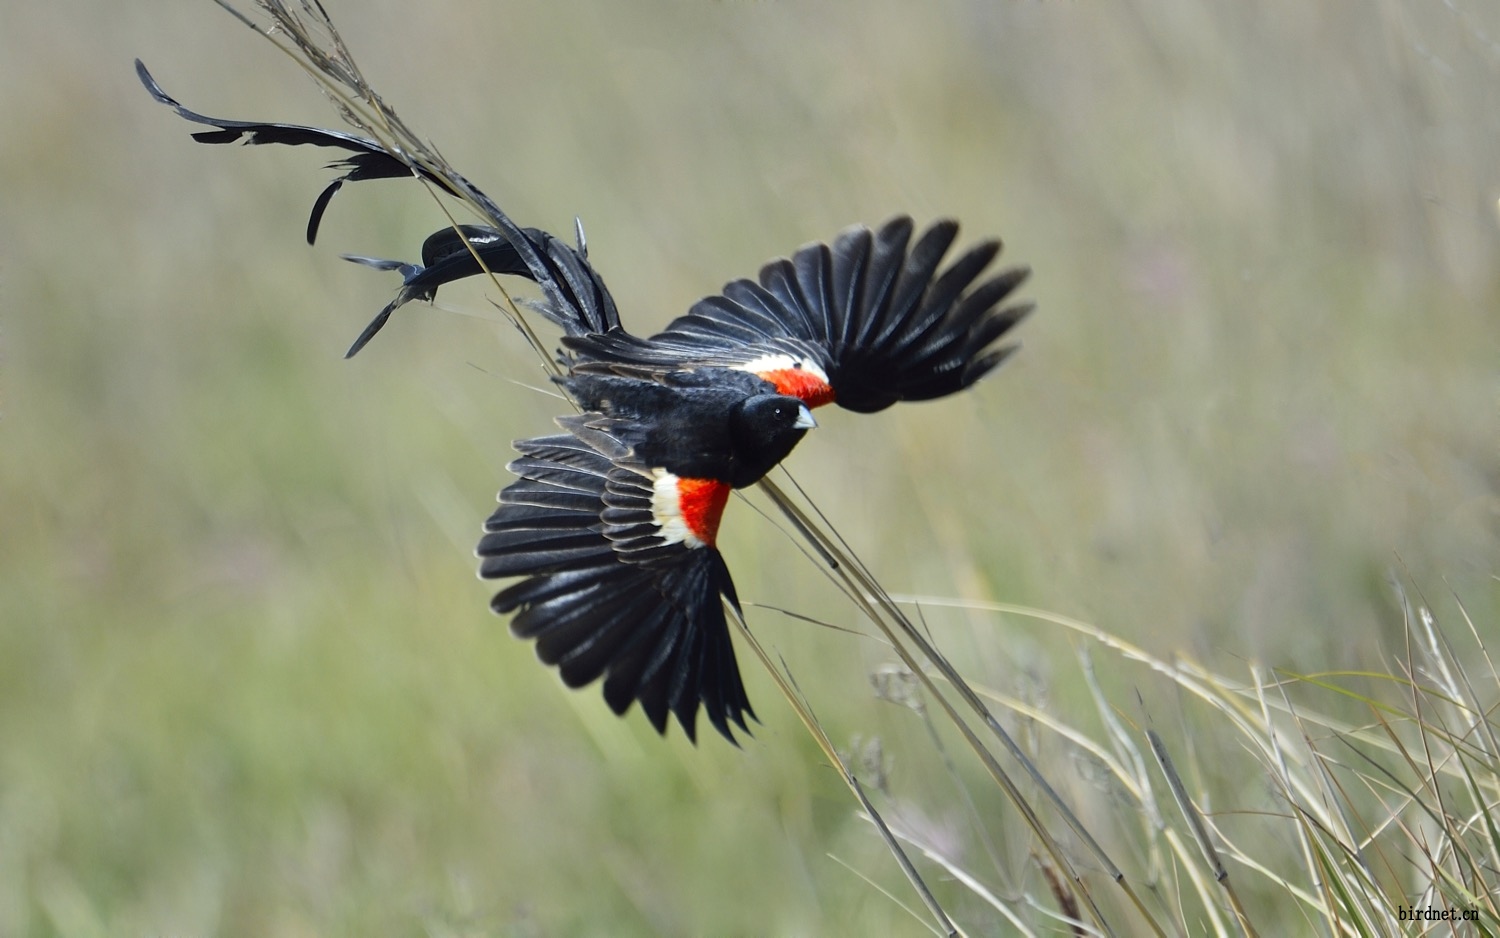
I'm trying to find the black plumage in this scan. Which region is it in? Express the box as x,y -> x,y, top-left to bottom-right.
140,59 -> 1033,742
567,217 -> 1034,413
563,369 -> 814,488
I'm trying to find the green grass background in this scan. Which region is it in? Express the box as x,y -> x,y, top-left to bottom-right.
2,1 -> 1496,934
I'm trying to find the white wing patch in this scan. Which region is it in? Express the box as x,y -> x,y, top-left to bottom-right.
650,469 -> 704,549
731,354 -> 829,385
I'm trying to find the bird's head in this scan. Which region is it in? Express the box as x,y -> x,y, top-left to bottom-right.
728,393 -> 816,486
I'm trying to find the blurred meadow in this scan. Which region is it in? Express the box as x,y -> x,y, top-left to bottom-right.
2,1 -> 1498,934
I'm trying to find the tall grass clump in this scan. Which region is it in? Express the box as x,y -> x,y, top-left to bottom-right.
845,586 -> 1498,934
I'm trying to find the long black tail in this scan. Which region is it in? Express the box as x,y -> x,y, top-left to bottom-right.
340,222 -> 621,356
138,60 -> 623,353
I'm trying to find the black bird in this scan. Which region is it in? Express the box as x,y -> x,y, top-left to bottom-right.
139,60 -> 1033,742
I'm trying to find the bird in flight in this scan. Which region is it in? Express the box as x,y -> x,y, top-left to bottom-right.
138,60 -> 1033,743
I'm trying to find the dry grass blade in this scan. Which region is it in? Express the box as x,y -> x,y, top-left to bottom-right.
726,602 -> 959,935
757,475 -> 1164,937
1146,729 -> 1257,937
877,818 -> 1043,936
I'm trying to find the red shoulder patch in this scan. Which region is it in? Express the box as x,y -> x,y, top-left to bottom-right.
676,477 -> 732,547
758,367 -> 836,409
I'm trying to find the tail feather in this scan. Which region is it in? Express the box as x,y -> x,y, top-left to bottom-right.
139,60 -> 622,354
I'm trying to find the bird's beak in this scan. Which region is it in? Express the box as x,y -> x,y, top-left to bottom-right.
794,404 -> 817,430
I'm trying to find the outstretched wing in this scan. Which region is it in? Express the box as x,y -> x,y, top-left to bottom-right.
476,424 -> 752,743
566,216 -> 1033,413
137,60 -> 620,353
